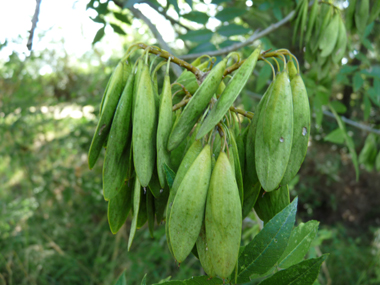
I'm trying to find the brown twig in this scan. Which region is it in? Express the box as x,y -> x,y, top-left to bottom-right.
135,43 -> 203,80
27,0 -> 42,51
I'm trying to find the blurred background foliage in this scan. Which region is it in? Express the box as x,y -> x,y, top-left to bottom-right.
1,0 -> 380,284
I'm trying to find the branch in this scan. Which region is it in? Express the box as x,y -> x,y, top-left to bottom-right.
180,2 -> 314,60
27,0 -> 42,51
246,90 -> 380,136
144,1 -> 190,31
129,6 -> 182,77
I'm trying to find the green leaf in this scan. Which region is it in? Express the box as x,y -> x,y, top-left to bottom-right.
189,42 -> 217,54
110,24 -> 126,35
153,275 -> 223,285
258,255 -> 328,285
330,101 -> 347,114
212,0 -> 231,4
219,40 -> 239,48
95,2 -> 109,14
362,37 -> 374,51
329,104 -> 359,181
339,65 -> 358,75
324,128 -> 345,144
353,72 -> 364,92
141,273 -> 147,285
168,0 -> 180,15
92,26 -> 105,44
114,270 -> 127,285
182,11 -> 209,25
163,163 -> 175,189
360,66 -> 380,79
278,221 -> 319,268
236,197 -> 298,283
113,12 -> 131,24
185,0 -> 193,8
273,6 -> 283,21
157,277 -> 172,283
91,15 -> 106,24
215,7 -> 247,22
217,24 -> 250,37
367,79 -> 380,106
363,94 -> 371,120
179,29 -> 213,43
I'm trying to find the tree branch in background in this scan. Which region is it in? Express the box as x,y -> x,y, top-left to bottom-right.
144,1 -> 190,31
27,0 -> 42,51
246,90 -> 380,136
180,1 -> 314,60
128,6 -> 182,77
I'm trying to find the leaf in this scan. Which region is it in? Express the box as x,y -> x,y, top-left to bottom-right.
217,24 -> 250,37
189,42 -> 217,54
218,40 -> 239,48
168,0 -> 180,15
236,197 -> 298,283
361,37 -> 374,52
91,15 -> 106,24
212,0 -> 231,4
92,26 -> 105,44
353,72 -> 364,92
324,128 -> 345,144
339,65 -> 358,75
179,29 -> 213,43
273,6 -> 283,21
258,255 -> 328,285
113,12 -> 131,24
114,270 -> 127,285
110,24 -> 126,35
95,2 -> 109,14
330,101 -> 347,114
185,0 -> 192,8
182,11 -> 209,25
141,274 -> 147,285
363,94 -> 371,120
355,0 -> 369,34
278,221 -> 319,269
152,275 -> 223,285
163,163 -> 175,189
157,277 -> 172,283
215,7 -> 247,22
368,0 -> 380,23
329,104 -> 359,181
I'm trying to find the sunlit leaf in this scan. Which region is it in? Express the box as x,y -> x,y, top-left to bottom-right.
113,12 -> 131,24
168,0 -> 180,15
110,24 -> 126,35
258,255 -> 328,285
278,221 -> 319,268
236,198 -> 298,283
92,26 -> 105,44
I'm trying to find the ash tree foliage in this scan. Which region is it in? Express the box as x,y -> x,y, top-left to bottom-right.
82,0 -> 380,284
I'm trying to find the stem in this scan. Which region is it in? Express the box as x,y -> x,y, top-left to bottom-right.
135,43 -> 203,80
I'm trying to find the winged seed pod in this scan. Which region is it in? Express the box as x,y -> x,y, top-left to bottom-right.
287,60 -> 298,81
128,177 -> 141,251
280,74 -> 310,185
305,0 -> 319,42
245,82 -> 274,187
132,62 -> 157,187
107,181 -> 133,234
103,73 -> 134,200
196,222 -> 216,278
88,61 -> 130,169
157,71 -> 173,188
255,71 -> 293,192
169,144 -> 212,263
165,140 -> 203,255
346,0 -> 357,32
196,48 -> 260,139
168,58 -> 227,151
205,152 -> 242,279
